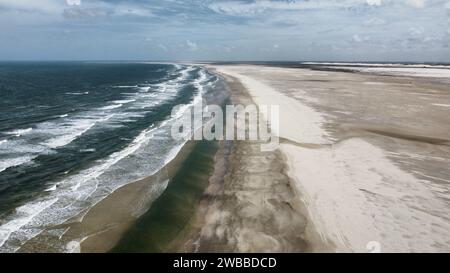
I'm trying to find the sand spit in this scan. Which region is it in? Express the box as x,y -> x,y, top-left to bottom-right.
175,71 -> 328,253
208,64 -> 450,252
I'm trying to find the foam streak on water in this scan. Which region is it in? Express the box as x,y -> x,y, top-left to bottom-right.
0,65 -> 194,174
0,63 -> 219,252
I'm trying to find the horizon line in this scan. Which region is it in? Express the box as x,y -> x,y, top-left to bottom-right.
1,60 -> 450,65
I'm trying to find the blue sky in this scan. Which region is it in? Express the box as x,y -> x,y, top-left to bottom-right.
1,0 -> 449,61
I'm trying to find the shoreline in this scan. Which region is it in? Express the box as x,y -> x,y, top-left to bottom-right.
17,140 -> 196,253
169,67 -> 330,252
14,64 -> 227,253
206,64 -> 450,252
77,141 -> 196,253
111,140 -> 220,252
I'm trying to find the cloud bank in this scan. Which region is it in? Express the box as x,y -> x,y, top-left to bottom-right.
0,0 -> 449,61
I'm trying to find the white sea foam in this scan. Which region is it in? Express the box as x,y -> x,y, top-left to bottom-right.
66,92 -> 89,95
0,113 -> 113,173
112,85 -> 138,88
5,128 -> 33,137
113,99 -> 136,104
0,139 -> 49,173
0,122 -> 163,251
45,185 -> 58,192
79,148 -> 96,153
0,198 -> 58,250
0,66 -> 198,176
0,155 -> 36,173
43,115 -> 113,149
66,240 -> 81,253
138,87 -> 150,92
100,104 -> 123,110
0,65 -> 218,252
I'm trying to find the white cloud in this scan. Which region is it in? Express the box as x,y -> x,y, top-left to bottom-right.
404,0 -> 426,8
0,0 -> 153,19
62,1 -> 154,19
66,0 -> 81,6
352,34 -> 371,42
186,40 -> 198,51
158,44 -> 168,52
0,0 -> 64,14
223,45 -> 236,53
207,0 -> 434,17
363,17 -> 386,26
353,34 -> 363,42
409,26 -> 425,37
1,0 -> 448,61
208,0 -> 374,16
366,0 -> 382,6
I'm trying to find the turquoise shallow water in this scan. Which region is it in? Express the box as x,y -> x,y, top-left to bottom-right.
112,139 -> 220,253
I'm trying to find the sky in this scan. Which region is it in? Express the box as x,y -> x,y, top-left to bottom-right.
0,0 -> 450,62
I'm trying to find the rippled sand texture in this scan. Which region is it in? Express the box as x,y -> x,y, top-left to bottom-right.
207,64 -> 450,253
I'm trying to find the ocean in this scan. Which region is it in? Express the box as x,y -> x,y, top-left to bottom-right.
0,62 -> 221,252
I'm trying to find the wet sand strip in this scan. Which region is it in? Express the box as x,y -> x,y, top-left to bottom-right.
110,140 -> 219,252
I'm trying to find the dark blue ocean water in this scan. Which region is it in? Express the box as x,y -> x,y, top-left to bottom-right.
0,62 -> 218,252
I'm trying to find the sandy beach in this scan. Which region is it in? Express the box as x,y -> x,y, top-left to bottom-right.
200,64 -> 450,253
15,63 -> 450,253
173,70 -> 328,253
